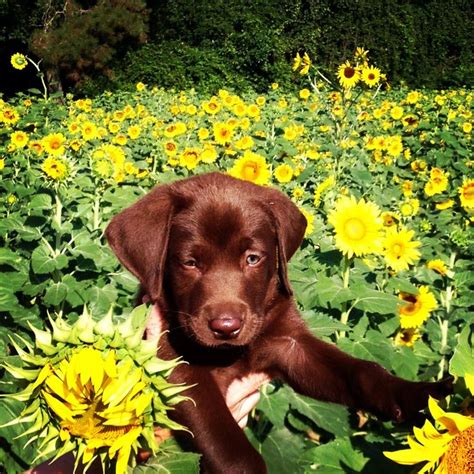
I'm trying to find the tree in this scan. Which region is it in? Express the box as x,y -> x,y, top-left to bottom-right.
29,0 -> 149,90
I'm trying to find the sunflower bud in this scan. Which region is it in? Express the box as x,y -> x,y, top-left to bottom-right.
1,305 -> 191,474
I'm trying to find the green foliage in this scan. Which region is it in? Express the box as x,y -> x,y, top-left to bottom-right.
0,64 -> 473,471
29,0 -> 149,87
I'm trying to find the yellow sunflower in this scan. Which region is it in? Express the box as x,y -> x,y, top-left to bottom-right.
384,393 -> 474,473
42,157 -> 68,180
213,122 -> 234,145
10,130 -> 29,148
11,53 -> 28,70
458,178 -> 474,209
202,99 -> 221,115
427,259 -> 449,277
328,195 -> 383,258
42,133 -> 66,156
361,65 -> 381,87
0,306 -> 190,474
179,148 -> 201,170
383,227 -> 421,272
228,151 -> 270,186
425,168 -> 449,196
398,286 -> 437,328
273,164 -> 293,183
337,61 -> 360,89
394,328 -> 421,348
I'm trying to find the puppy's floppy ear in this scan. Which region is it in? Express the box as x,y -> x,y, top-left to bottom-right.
105,185 -> 174,302
264,190 -> 307,295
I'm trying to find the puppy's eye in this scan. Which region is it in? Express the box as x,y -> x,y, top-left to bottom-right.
182,259 -> 197,268
246,254 -> 261,266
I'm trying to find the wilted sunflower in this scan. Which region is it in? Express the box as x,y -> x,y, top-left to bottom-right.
398,286 -> 437,328
337,61 -> 360,89
1,306 -> 190,474
384,385 -> 474,473
382,226 -> 421,272
328,195 -> 383,258
228,151 -> 270,185
11,53 -> 28,70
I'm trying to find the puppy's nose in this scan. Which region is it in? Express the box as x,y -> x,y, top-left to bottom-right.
209,317 -> 242,339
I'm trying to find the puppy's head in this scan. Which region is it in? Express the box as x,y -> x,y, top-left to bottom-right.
106,172 -> 306,347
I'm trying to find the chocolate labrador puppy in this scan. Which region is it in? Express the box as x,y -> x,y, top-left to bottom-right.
106,172 -> 452,473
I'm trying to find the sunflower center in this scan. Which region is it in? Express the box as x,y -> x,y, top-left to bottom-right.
62,399 -> 136,443
463,184 -> 474,201
399,294 -> 421,316
444,424 -> 474,474
344,67 -> 356,79
243,163 -> 258,180
368,73 -> 375,80
391,243 -> 404,257
344,218 -> 366,240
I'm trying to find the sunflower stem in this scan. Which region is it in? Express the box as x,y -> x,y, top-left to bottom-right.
437,251 -> 456,380
338,255 -> 352,338
437,317 -> 449,380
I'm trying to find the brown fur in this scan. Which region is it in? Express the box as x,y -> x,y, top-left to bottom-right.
106,172 -> 452,473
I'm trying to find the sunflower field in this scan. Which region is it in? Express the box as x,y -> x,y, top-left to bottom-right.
0,51 -> 473,473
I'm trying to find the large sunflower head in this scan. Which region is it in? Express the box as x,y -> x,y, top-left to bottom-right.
327,195 -> 383,258
382,226 -> 421,272
1,306 -> 190,473
398,285 -> 437,328
384,378 -> 474,473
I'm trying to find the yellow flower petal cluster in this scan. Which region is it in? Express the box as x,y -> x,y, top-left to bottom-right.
1,306 -> 190,474
43,348 -> 147,471
293,52 -> 312,75
384,386 -> 474,474
42,157 -> 68,180
427,259 -> 449,276
361,65 -> 381,87
274,164 -> 293,183
425,167 -> 449,196
458,178 -> 474,209
228,151 -> 270,185
11,53 -> 28,70
382,226 -> 421,272
398,286 -> 437,328
328,195 -> 383,258
337,61 -> 360,89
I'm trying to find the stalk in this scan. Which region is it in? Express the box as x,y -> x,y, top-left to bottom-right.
338,255 -> 352,338
437,251 -> 456,380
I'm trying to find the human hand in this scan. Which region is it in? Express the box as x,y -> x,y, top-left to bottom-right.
225,372 -> 271,428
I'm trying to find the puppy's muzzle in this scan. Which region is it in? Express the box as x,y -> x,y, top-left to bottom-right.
204,302 -> 247,340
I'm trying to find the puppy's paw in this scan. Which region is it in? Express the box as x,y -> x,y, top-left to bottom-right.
393,375 -> 454,422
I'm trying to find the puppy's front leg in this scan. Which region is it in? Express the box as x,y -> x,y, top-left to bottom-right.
263,330 -> 452,422
168,364 -> 267,474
